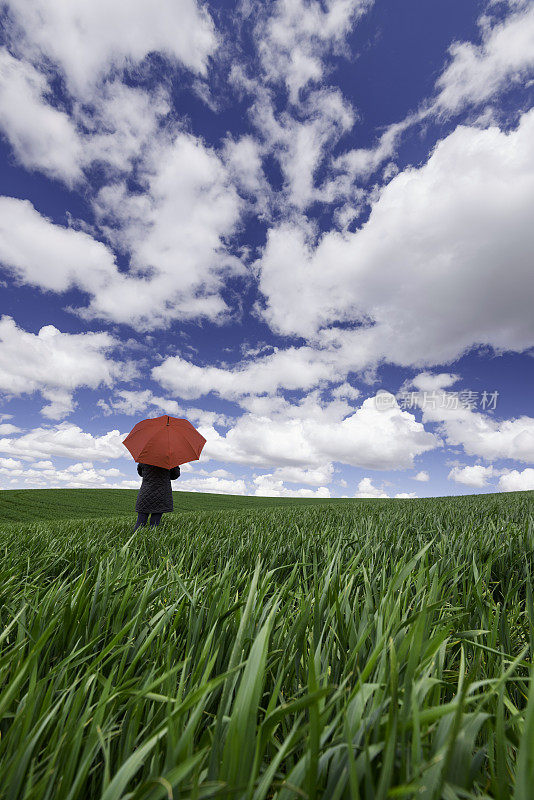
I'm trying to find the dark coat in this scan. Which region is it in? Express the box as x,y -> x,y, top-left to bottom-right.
135,463 -> 180,513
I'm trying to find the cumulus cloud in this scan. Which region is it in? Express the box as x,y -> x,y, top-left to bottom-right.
0,459 -> 139,489
252,474 -> 330,498
448,464 -> 495,488
0,456 -> 23,469
0,49 -> 82,183
200,392 -> 438,471
413,470 -> 430,482
353,477 -> 388,498
352,477 -> 416,499
255,0 -> 371,103
257,109 -> 534,368
98,389 -> 233,430
411,373 -> 460,392
88,132 -> 244,328
332,112 -> 421,184
5,0 -> 217,96
0,423 -> 127,462
251,87 -> 355,210
331,2 -> 534,183
498,468 -> 534,492
0,1 -> 244,334
408,386 -> 534,464
0,55 -> 171,185
0,0 -> 215,185
265,463 -> 335,486
78,81 -> 171,175
432,2 -> 534,116
0,197 -> 117,295
0,450 -> 247,495
0,130 -> 244,330
0,316 -> 131,418
153,345 -> 336,400
156,100 -> 534,400
331,382 -> 361,401
228,1 -> 373,216
438,410 -> 534,464
222,134 -> 269,208
177,475 -> 247,495
0,423 -> 21,435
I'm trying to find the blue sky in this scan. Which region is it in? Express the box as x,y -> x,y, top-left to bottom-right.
0,0 -> 533,498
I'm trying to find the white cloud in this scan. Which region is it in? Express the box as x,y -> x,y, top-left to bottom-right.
0,457 -> 23,469
0,453 -> 143,489
257,109 -> 534,369
448,464 -> 495,488
153,345 -> 336,400
261,463 -> 335,486
0,423 -> 20,435
432,3 -> 534,116
0,128 -> 244,331
350,477 -> 416,499
252,474 -> 331,498
413,470 -> 430,482
1,0 -> 215,186
246,82 -> 357,211
354,477 -> 388,498
498,468 -> 534,492
192,467 -> 234,479
331,382 -> 361,401
200,392 -> 438,471
332,2 -> 534,186
222,134 -> 269,207
0,423 -> 127,463
5,0 -> 217,97
0,316 -> 129,419
255,0 -> 371,102
0,53 -> 172,186
79,81 -> 171,175
332,112 -> 421,183
0,197 -> 117,295
0,49 -> 82,183
231,0 -> 372,215
411,373 -> 460,392
177,475 -> 247,495
411,388 -> 534,464
98,389 -> 233,430
450,413 -> 534,463
89,132 -> 244,328
273,89 -> 355,209
99,389 -> 158,417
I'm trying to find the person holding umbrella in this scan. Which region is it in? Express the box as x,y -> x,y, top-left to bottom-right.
122,415 -> 206,530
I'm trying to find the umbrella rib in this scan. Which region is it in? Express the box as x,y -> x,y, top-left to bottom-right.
182,434 -> 200,462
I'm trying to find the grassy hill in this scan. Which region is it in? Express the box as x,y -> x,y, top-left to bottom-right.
0,487 -> 308,522
0,486 -> 531,523
0,486 -> 386,523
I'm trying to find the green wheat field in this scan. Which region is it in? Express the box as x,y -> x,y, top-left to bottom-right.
0,489 -> 533,799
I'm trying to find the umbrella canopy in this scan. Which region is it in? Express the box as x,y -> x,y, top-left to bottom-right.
122,415 -> 206,469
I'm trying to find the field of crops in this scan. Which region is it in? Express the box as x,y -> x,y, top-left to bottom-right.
0,490 -> 533,799
0,488 -> 359,523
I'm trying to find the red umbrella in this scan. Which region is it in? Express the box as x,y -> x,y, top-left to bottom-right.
122,415 -> 206,469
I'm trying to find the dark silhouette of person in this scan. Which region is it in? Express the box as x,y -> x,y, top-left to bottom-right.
133,462 -> 180,530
